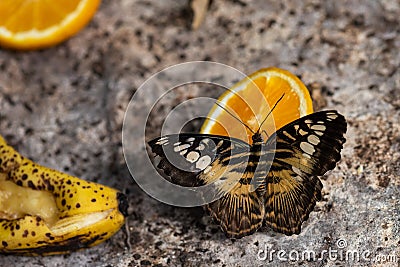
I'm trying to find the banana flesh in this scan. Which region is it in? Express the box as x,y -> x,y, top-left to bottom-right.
0,135 -> 128,255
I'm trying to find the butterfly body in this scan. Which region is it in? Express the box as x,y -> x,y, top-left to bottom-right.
148,110 -> 347,238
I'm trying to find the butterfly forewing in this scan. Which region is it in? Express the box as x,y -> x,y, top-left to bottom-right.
263,110 -> 347,235
148,134 -> 250,187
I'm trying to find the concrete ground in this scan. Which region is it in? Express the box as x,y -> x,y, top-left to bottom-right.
0,0 -> 399,266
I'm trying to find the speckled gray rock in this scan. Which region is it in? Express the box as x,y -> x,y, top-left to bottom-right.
0,0 -> 399,266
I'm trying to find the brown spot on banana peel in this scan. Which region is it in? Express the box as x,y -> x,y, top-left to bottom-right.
0,135 -> 128,255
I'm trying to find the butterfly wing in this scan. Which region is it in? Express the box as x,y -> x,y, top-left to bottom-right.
263,110 -> 347,235
205,183 -> 265,238
148,133 -> 249,186
148,134 -> 266,238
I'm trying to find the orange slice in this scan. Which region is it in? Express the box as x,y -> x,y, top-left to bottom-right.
0,0 -> 101,50
201,67 -> 314,144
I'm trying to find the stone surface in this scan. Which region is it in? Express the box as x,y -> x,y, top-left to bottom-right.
0,0 -> 399,266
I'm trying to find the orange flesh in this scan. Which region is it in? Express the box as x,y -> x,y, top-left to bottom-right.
206,75 -> 307,144
0,1 -> 81,32
0,0 -> 101,50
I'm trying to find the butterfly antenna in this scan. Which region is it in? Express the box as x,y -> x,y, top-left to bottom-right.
214,102 -> 255,134
261,129 -> 269,139
256,93 -> 285,133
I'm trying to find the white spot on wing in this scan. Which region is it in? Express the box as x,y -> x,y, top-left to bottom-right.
196,155 -> 212,170
311,124 -> 326,131
186,151 -> 200,163
156,138 -> 169,145
187,137 -> 195,142
307,135 -> 320,145
283,130 -> 296,141
299,129 -> 308,136
327,113 -> 338,120
174,144 -> 190,152
201,138 -> 211,145
197,143 -> 206,150
300,142 -> 315,155
212,140 -> 224,152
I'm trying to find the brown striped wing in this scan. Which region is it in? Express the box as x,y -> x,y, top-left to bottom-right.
200,146 -> 274,238
263,110 -> 347,235
205,182 -> 265,238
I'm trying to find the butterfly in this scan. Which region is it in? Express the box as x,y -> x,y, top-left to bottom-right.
148,107 -> 347,238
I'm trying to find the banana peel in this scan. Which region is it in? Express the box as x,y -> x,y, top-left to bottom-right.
0,135 -> 128,255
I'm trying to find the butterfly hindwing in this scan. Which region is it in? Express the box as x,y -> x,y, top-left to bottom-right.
263,110 -> 347,235
206,183 -> 265,238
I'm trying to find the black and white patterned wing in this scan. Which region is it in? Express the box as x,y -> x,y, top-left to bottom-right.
148,134 -> 266,238
263,110 -> 347,235
148,134 -> 249,187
